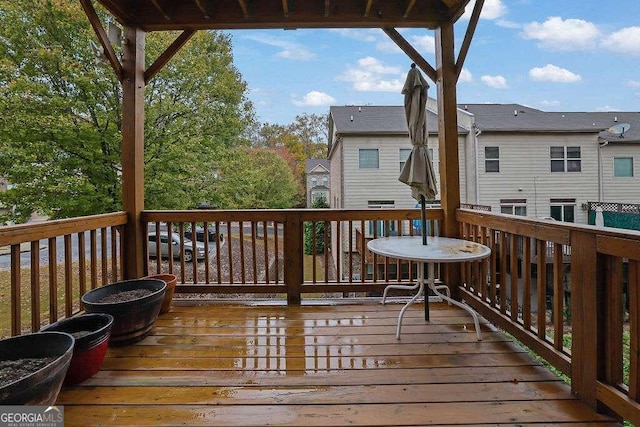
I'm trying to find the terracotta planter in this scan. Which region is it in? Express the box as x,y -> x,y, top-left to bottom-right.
41,313 -> 114,385
81,279 -> 166,346
0,332 -> 74,405
144,274 -> 178,314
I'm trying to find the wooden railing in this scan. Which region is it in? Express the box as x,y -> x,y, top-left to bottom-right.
141,209 -> 443,302
2,207 -> 640,421
457,208 -> 640,425
0,212 -> 127,338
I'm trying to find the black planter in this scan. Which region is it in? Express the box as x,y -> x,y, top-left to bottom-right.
41,313 -> 114,384
81,279 -> 166,345
0,332 -> 74,405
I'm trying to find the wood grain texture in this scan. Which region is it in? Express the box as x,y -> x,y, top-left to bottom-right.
57,302 -> 616,426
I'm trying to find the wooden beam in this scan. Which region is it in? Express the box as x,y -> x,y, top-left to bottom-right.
149,0 -> 171,21
324,0 -> 330,18
282,0 -> 289,17
382,28 -> 437,83
435,22 -> 461,292
404,0 -> 417,18
363,0 -> 373,17
121,25 -> 146,279
238,0 -> 250,19
145,30 -> 196,84
79,0 -> 123,81
456,0 -> 483,80
193,0 -> 211,20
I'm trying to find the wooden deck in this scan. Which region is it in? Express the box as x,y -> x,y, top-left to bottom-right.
56,301 -> 619,426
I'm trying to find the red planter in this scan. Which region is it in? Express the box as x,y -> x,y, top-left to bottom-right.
144,274 -> 178,314
42,313 -> 114,385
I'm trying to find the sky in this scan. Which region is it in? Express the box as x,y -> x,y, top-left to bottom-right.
226,0 -> 640,126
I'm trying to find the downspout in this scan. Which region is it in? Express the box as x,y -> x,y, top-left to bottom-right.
598,138 -> 608,201
474,126 -> 481,205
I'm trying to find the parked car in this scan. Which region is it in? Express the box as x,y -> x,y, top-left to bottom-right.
184,226 -> 224,244
147,232 -> 206,262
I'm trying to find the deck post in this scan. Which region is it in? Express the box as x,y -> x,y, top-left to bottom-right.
435,22 -> 461,290
284,212 -> 303,304
570,230 -> 599,407
121,26 -> 146,279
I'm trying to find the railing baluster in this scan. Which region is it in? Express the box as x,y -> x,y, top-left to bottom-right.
191,221 -> 198,284
522,236 -> 532,329
348,221 -> 353,284
251,221 -> 257,284
311,221 -> 317,283
263,221 -> 269,284
238,221 -> 245,283
553,242 -> 564,350
30,241 -> 41,332
11,244 -> 21,336
510,233 -> 518,321
49,237 -> 58,323
78,232 -> 86,307
629,259 -> 639,401
203,222 -> 210,283
536,239 -> 547,339
64,234 -> 73,318
101,228 -> 108,284
605,255 -> 624,387
324,221 -> 329,284
111,226 -> 118,280
90,231 -> 98,289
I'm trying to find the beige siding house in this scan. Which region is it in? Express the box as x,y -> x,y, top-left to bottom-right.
305,159 -> 330,207
329,103 -> 640,224
464,105 -> 640,223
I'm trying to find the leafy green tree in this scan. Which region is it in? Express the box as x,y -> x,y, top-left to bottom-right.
304,197 -> 330,255
0,1 -> 254,222
206,147 -> 300,209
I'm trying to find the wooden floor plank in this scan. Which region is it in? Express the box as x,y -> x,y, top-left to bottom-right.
58,381 -> 575,405
76,365 -> 563,387
56,302 -> 618,426
62,401 -> 613,426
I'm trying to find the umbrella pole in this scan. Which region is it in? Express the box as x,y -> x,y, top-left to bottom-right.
420,195 -> 430,321
420,195 -> 427,245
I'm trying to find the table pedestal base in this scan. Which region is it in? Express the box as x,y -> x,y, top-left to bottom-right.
382,263 -> 482,341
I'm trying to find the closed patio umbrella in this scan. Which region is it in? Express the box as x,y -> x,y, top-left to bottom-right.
399,63 -> 438,245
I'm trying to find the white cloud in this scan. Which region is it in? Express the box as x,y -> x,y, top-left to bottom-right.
377,34 -> 435,55
596,105 -> 619,112
337,57 -> 404,92
410,34 -> 436,55
328,29 -> 378,42
292,91 -> 336,107
459,68 -> 474,83
496,20 -> 521,29
628,80 -> 640,88
376,39 -> 401,54
529,64 -> 581,83
243,33 -> 316,61
601,27 -> 640,56
521,17 -> 601,51
540,100 -> 561,108
481,75 -> 508,89
461,0 -> 507,21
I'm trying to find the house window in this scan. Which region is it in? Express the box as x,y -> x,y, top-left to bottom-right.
550,198 -> 575,222
322,175 -> 328,186
500,199 -> 526,216
550,146 -> 581,172
614,157 -> 634,177
399,148 -> 411,171
359,149 -> 379,169
485,147 -> 500,172
311,177 -> 317,187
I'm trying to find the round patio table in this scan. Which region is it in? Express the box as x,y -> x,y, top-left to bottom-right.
367,236 -> 491,340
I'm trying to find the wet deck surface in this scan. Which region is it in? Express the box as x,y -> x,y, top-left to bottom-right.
56,301 -> 618,426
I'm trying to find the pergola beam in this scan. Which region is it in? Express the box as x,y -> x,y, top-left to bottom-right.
79,0 -> 123,81
145,30 -> 196,84
382,27 -> 437,83
456,0 -> 483,79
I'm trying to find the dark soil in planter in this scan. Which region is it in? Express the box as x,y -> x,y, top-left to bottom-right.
0,357 -> 57,387
97,289 -> 153,303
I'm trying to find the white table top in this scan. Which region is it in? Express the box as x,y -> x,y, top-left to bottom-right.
367,236 -> 491,263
